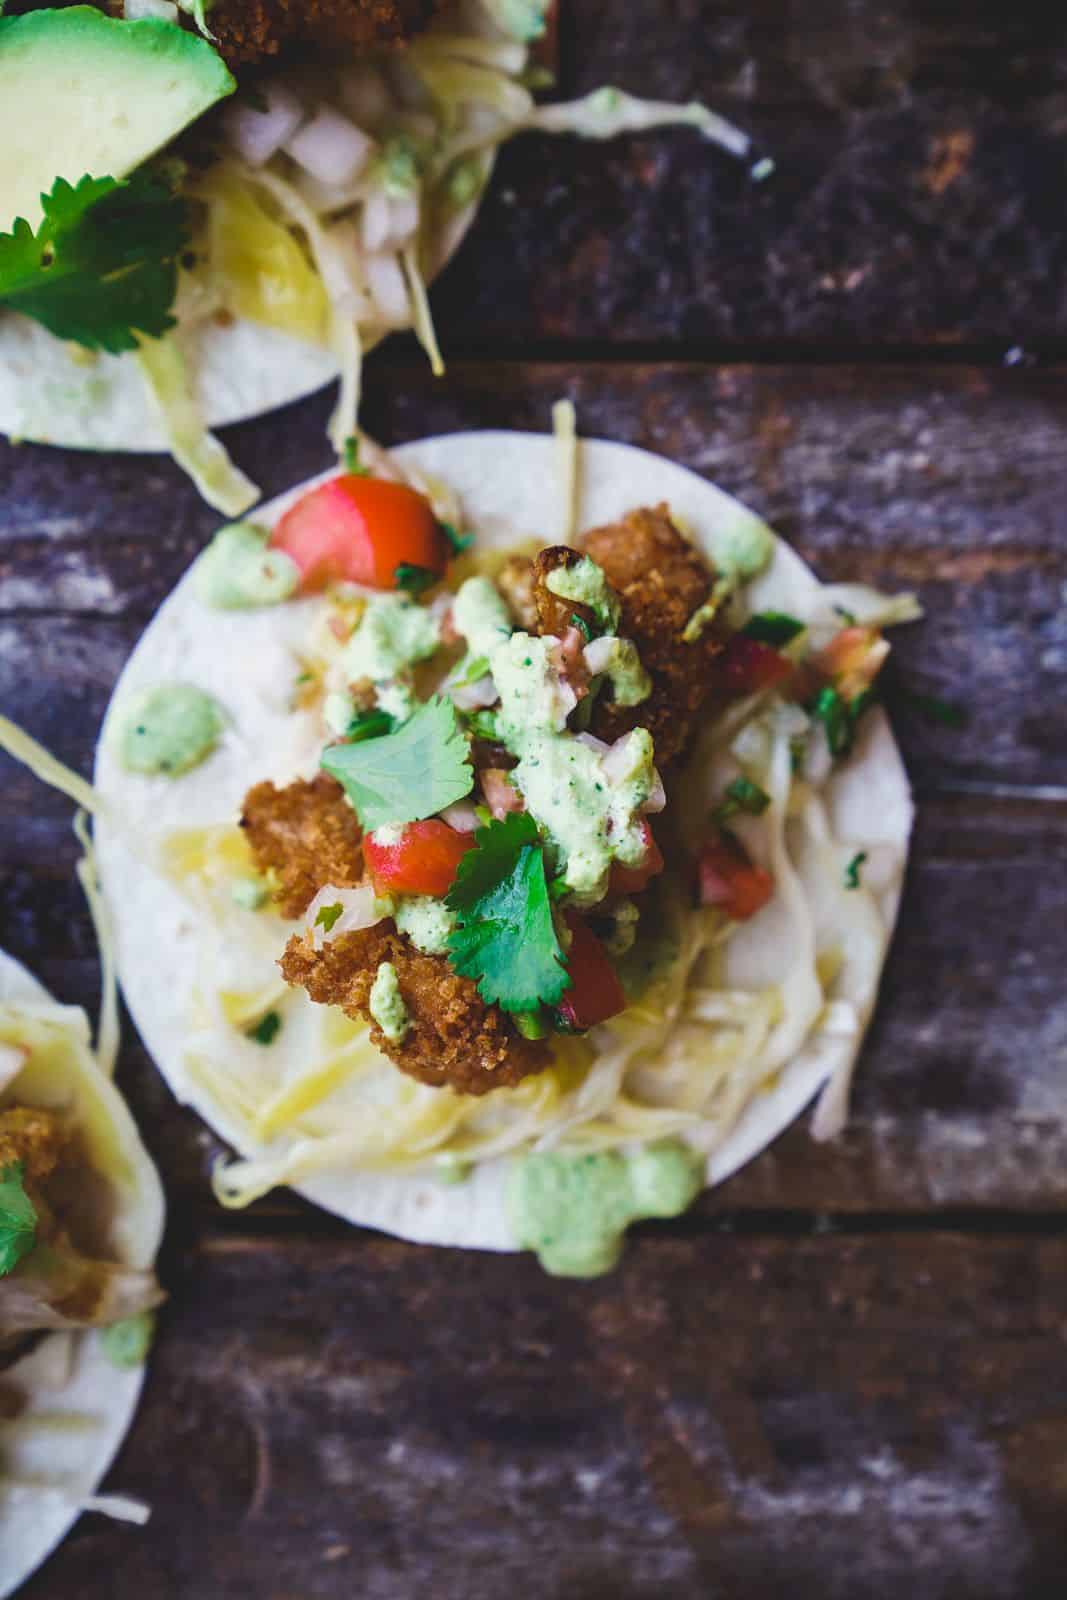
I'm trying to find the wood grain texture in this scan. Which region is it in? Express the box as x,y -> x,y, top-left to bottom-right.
19,1229 -> 1067,1600
1,363 -> 1064,1213
429,0 -> 1067,347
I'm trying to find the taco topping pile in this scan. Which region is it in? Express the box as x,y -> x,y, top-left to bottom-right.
126,458 -> 911,1122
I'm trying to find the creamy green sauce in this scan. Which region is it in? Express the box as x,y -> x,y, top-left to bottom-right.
493,634 -> 574,743
452,576 -> 513,657
196,522 -> 300,609
394,895 -> 455,955
514,727 -> 654,899
231,875 -> 271,911
586,636 -> 651,707
545,555 -> 621,632
451,575 -> 660,902
509,1141 -> 704,1277
100,1310 -> 156,1370
342,595 -> 440,690
117,683 -> 225,776
369,961 -> 410,1043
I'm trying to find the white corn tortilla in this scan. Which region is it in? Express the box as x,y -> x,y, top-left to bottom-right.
94,432 -> 912,1252
0,198 -> 477,451
0,950 -> 165,1600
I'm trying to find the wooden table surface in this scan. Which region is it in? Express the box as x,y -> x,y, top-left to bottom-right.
3,3 -> 1067,1595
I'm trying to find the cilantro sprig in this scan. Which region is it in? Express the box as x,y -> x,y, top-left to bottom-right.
0,1162 -> 38,1277
741,612 -> 805,648
713,776 -> 771,825
322,696 -> 473,831
395,563 -> 439,596
446,813 -> 568,1013
808,685 -> 875,760
0,173 -> 189,354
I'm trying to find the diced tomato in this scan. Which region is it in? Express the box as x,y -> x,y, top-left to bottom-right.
608,821 -> 665,896
364,819 -> 474,897
271,475 -> 447,593
557,915 -> 627,1031
697,835 -> 774,921
814,625 -> 890,701
718,635 -> 793,698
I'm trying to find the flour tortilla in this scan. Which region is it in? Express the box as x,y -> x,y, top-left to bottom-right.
94,432 -> 912,1251
0,950 -> 164,1600
0,0 -> 499,452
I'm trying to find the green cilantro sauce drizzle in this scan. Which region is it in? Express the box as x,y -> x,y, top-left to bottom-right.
117,683 -> 226,777
451,572 -> 658,903
369,961 -> 410,1043
196,522 -> 299,609
508,1142 -> 704,1276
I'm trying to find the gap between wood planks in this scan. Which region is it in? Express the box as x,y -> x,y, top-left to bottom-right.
375,334 -> 1067,368
180,1206 -> 1067,1252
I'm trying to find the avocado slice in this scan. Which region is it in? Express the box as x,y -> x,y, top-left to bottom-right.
0,6 -> 235,233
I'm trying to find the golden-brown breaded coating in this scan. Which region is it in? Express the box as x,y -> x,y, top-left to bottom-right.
198,0 -> 436,66
496,555 -> 540,633
0,1106 -> 65,1185
583,504 -> 725,766
531,545 -> 600,639
241,773 -> 363,920
280,924 -> 550,1094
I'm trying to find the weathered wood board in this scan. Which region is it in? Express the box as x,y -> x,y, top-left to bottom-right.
19,1229 -> 1067,1600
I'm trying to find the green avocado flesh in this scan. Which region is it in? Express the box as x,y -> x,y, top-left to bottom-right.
0,6 -> 235,233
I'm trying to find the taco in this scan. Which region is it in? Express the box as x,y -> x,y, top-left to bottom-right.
0,2 -> 748,512
0,948 -> 164,1599
64,423 -> 919,1277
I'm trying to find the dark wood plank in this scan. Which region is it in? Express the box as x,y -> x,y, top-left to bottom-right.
22,1228 -> 1067,1600
2,363 -> 1064,1212
430,0 -> 1067,347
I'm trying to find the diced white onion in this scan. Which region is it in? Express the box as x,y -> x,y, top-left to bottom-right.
285,108 -> 375,187
583,637 -> 615,677
384,193 -> 420,248
450,675 -> 497,711
125,0 -> 177,16
125,0 -> 178,17
338,64 -> 392,127
643,772 -> 667,814
361,188 -> 392,254
225,85 -> 305,167
0,1043 -> 25,1093
304,884 -> 388,948
439,800 -> 480,833
363,252 -> 410,325
575,732 -> 610,756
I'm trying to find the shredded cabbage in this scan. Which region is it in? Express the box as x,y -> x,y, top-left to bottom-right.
552,398 -> 578,544
135,337 -> 258,518
527,87 -> 750,158
73,811 -> 120,1079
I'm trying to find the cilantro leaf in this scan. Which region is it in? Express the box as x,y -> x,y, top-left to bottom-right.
0,173 -> 189,354
395,563 -> 439,596
347,709 -> 395,743
809,685 -> 876,760
0,1162 -> 37,1278
844,851 -> 867,890
446,813 -> 568,1012
342,435 -> 369,475
571,613 -> 594,644
247,1010 -> 282,1046
321,696 -> 473,831
315,902 -> 343,932
713,776 -> 771,824
440,521 -> 473,555
741,612 -> 804,647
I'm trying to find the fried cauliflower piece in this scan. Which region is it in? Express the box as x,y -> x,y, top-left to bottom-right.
496,554 -> 540,632
195,0 -> 437,66
583,504 -> 725,766
240,774 -> 363,919
280,923 -> 550,1094
530,545 -> 600,639
0,1106 -> 65,1186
